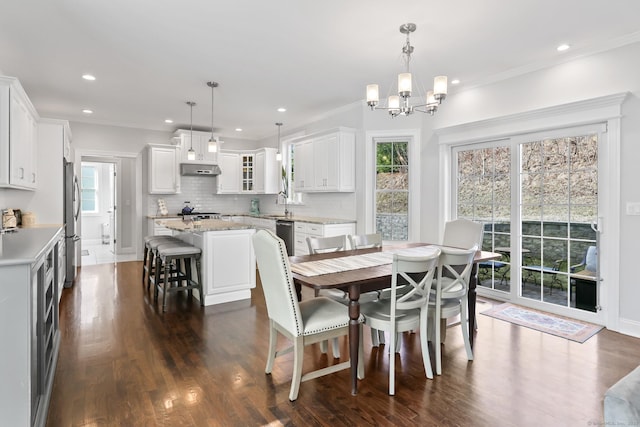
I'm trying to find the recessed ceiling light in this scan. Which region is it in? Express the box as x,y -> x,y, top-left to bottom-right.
164,119 -> 173,124
235,128 -> 243,132
557,44 -> 570,52
277,107 -> 286,112
451,79 -> 460,85
82,74 -> 96,81
82,109 -> 93,114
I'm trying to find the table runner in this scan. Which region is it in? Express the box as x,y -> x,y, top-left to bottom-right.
290,245 -> 440,277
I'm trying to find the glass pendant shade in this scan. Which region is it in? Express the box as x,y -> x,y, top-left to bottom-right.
276,152 -> 282,161
388,95 -> 400,111
434,75 -> 448,96
366,84 -> 379,104
208,138 -> 217,153
398,73 -> 412,96
187,148 -> 196,161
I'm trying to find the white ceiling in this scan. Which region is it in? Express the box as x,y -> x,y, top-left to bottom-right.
1,1 -> 639,140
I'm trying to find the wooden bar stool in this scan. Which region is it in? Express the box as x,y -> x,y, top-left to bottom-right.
144,236 -> 181,291
153,243 -> 203,312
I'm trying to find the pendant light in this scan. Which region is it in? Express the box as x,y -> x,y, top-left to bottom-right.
207,81 -> 219,153
186,101 -> 196,161
275,122 -> 283,161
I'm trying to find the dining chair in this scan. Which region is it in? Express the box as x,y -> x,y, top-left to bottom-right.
349,233 -> 387,346
429,246 -> 477,375
252,229 -> 364,401
306,234 -> 352,357
442,218 -> 484,249
349,233 -> 382,250
359,249 -> 441,395
310,234 -> 384,351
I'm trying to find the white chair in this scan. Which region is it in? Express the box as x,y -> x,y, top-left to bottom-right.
349,233 -> 389,347
442,218 -> 484,249
442,218 -> 484,333
429,246 -> 477,375
252,229 -> 364,401
306,235 -> 352,357
349,233 -> 382,250
360,249 -> 441,395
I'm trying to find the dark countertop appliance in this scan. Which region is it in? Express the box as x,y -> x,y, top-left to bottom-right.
276,219 -> 294,256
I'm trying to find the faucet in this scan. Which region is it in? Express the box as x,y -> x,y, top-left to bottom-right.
278,192 -> 290,217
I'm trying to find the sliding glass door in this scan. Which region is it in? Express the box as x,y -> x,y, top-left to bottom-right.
453,124 -> 603,315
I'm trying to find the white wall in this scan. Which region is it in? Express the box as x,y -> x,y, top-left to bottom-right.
426,41 -> 640,333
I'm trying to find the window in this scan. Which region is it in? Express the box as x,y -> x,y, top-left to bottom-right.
81,165 -> 98,213
376,140 -> 409,240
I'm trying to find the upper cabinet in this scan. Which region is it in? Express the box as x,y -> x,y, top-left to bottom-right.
292,128 -> 355,193
217,148 -> 279,194
173,129 -> 219,164
0,76 -> 40,190
147,144 -> 180,194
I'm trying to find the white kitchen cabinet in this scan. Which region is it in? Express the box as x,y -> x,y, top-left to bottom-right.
173,129 -> 218,164
177,228 -> 256,305
147,144 -> 180,194
217,148 -> 279,194
294,221 -> 356,256
0,227 -> 62,427
292,128 -> 355,193
0,76 -> 40,190
217,151 -> 240,193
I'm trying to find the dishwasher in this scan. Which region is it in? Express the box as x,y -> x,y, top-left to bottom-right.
275,220 -> 295,255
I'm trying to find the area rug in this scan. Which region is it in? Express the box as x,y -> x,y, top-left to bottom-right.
481,303 -> 603,343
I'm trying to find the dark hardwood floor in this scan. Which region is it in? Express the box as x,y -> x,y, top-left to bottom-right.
47,261 -> 640,426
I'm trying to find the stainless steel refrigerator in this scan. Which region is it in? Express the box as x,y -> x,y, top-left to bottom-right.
64,160 -> 80,287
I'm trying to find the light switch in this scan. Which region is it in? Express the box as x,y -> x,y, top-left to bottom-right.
626,202 -> 640,215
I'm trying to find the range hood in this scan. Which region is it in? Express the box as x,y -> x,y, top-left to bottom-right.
180,163 -> 221,176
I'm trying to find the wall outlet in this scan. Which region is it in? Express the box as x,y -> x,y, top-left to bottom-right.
626,202 -> 640,215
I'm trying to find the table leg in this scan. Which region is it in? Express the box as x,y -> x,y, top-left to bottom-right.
469,263 -> 478,348
348,284 -> 361,395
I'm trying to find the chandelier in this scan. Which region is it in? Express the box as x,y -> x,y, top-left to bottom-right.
366,23 -> 447,117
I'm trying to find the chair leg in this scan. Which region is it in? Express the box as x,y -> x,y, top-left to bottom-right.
371,328 -> 380,347
142,245 -> 148,286
389,325 -> 396,395
459,297 -> 474,361
195,256 -> 203,306
435,302 -> 442,376
289,336 -> 304,401
420,308 -> 434,379
331,337 -> 340,359
153,255 -> 162,302
320,340 -> 328,354
265,320 -> 277,374
162,258 -> 171,312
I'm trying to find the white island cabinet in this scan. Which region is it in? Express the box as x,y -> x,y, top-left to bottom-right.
157,219 -> 256,305
0,227 -> 63,427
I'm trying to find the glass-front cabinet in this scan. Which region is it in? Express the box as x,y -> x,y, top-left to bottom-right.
242,154 -> 254,192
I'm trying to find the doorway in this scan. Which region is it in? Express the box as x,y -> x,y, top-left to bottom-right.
80,160 -> 117,265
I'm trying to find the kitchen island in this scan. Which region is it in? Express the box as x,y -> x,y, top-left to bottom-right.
156,218 -> 256,306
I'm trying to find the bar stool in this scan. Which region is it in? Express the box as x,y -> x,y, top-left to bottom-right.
154,243 -> 203,312
144,236 -> 180,291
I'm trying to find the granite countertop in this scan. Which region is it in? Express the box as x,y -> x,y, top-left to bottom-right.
225,213 -> 356,225
149,213 -> 355,225
156,218 -> 253,232
0,226 -> 63,266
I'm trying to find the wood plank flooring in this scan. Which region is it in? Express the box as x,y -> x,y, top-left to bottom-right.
47,261 -> 640,426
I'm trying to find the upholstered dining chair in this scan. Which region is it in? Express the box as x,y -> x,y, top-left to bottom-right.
429,245 -> 477,375
252,229 -> 364,401
360,249 -> 441,395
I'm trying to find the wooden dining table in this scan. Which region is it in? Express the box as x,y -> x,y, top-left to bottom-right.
289,242 -> 501,395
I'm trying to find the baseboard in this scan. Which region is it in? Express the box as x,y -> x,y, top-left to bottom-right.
617,317 -> 640,339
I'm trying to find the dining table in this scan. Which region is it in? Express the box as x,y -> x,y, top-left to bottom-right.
288,242 -> 501,395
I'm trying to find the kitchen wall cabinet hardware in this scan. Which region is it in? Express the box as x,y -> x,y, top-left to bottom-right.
173,129 -> 218,164
147,144 -> 180,194
293,221 -> 356,256
216,148 -> 279,194
291,127 -> 355,193
0,76 -> 40,190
